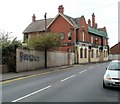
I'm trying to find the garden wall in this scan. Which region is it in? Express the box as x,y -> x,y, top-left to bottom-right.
16,49 -> 74,72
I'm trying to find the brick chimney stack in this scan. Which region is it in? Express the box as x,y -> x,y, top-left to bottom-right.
92,13 -> 95,28
32,14 -> 36,22
58,5 -> 64,14
88,19 -> 91,26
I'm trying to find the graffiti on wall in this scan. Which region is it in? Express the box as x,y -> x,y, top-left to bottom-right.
19,52 -> 41,62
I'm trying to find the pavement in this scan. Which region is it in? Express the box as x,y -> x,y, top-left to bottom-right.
1,65 -> 74,82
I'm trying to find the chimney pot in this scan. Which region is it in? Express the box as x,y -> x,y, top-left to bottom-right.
32,14 -> 36,22
88,19 -> 91,26
58,5 -> 64,14
92,13 -> 95,28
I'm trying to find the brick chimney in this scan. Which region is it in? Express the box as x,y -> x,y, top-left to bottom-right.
58,5 -> 64,14
103,26 -> 106,32
92,13 -> 95,28
88,19 -> 91,26
32,14 -> 36,22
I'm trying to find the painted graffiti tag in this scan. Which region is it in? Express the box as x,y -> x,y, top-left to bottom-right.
19,52 -> 41,62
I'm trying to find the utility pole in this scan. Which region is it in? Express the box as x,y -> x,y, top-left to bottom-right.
44,12 -> 47,68
44,13 -> 47,32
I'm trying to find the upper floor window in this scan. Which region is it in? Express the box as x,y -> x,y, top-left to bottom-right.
104,38 -> 107,45
28,34 -> 31,42
68,32 -> 72,40
82,32 -> 85,41
91,36 -> 93,43
60,32 -> 65,40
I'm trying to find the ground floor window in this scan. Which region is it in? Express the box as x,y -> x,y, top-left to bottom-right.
84,48 -> 87,58
80,48 -> 83,58
91,49 -> 94,58
96,50 -> 98,58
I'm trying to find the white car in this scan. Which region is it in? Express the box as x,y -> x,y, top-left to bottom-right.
103,60 -> 120,88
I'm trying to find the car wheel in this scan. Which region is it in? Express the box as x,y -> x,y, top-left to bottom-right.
103,81 -> 107,88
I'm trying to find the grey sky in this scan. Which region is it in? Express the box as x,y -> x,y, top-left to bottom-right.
0,0 -> 119,47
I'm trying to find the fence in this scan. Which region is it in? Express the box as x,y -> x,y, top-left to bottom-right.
108,54 -> 120,60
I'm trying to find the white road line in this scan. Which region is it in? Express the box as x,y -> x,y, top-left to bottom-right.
79,70 -> 87,74
89,67 -> 94,69
61,75 -> 75,82
12,85 -> 51,102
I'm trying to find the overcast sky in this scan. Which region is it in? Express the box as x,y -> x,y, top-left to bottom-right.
0,0 -> 119,47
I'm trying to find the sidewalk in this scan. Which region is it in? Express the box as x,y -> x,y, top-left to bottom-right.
1,65 -> 74,82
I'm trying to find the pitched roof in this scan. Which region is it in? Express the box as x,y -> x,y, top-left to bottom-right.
64,15 -> 80,28
88,26 -> 108,38
110,42 -> 120,49
23,14 -> 108,39
47,13 -> 79,29
23,18 -> 54,33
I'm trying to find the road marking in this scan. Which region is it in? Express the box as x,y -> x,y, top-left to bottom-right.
1,66 -> 74,84
61,75 -> 75,82
89,67 -> 94,69
79,70 -> 87,74
0,71 -> 51,84
12,85 -> 51,102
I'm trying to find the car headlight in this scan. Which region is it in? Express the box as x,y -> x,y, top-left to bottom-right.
106,77 -> 112,80
105,74 -> 112,80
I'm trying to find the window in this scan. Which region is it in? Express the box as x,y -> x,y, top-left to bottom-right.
60,32 -> 65,40
68,32 -> 72,40
91,36 -> 93,43
91,49 -> 94,58
84,48 -> 87,58
80,48 -> 83,58
96,50 -> 98,58
104,39 -> 106,45
82,32 -> 85,41
104,50 -> 105,57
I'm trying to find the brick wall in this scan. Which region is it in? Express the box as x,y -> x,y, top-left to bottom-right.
49,15 -> 75,52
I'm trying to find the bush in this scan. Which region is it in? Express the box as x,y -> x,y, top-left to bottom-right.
2,38 -> 22,71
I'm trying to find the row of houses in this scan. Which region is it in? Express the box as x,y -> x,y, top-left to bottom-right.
23,5 -> 109,64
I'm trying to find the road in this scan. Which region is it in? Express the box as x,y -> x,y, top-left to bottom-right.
2,62 -> 120,103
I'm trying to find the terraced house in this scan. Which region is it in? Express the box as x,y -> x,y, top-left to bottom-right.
23,5 -> 109,64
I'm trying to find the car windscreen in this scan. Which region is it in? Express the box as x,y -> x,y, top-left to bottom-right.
108,61 -> 120,71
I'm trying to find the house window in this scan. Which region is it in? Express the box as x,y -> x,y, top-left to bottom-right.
91,36 -> 93,43
84,48 -> 87,58
82,32 -> 85,41
96,50 -> 98,58
60,32 -> 65,40
68,32 -> 72,40
24,34 -> 28,42
106,51 -> 108,57
104,50 -> 106,57
105,39 -> 106,45
80,48 -> 83,58
91,49 -> 94,58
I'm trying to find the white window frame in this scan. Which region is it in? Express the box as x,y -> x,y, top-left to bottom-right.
91,36 -> 93,43
82,32 -> 85,41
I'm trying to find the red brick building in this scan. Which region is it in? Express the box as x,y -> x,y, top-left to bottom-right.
110,42 -> 120,54
23,5 -> 109,63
